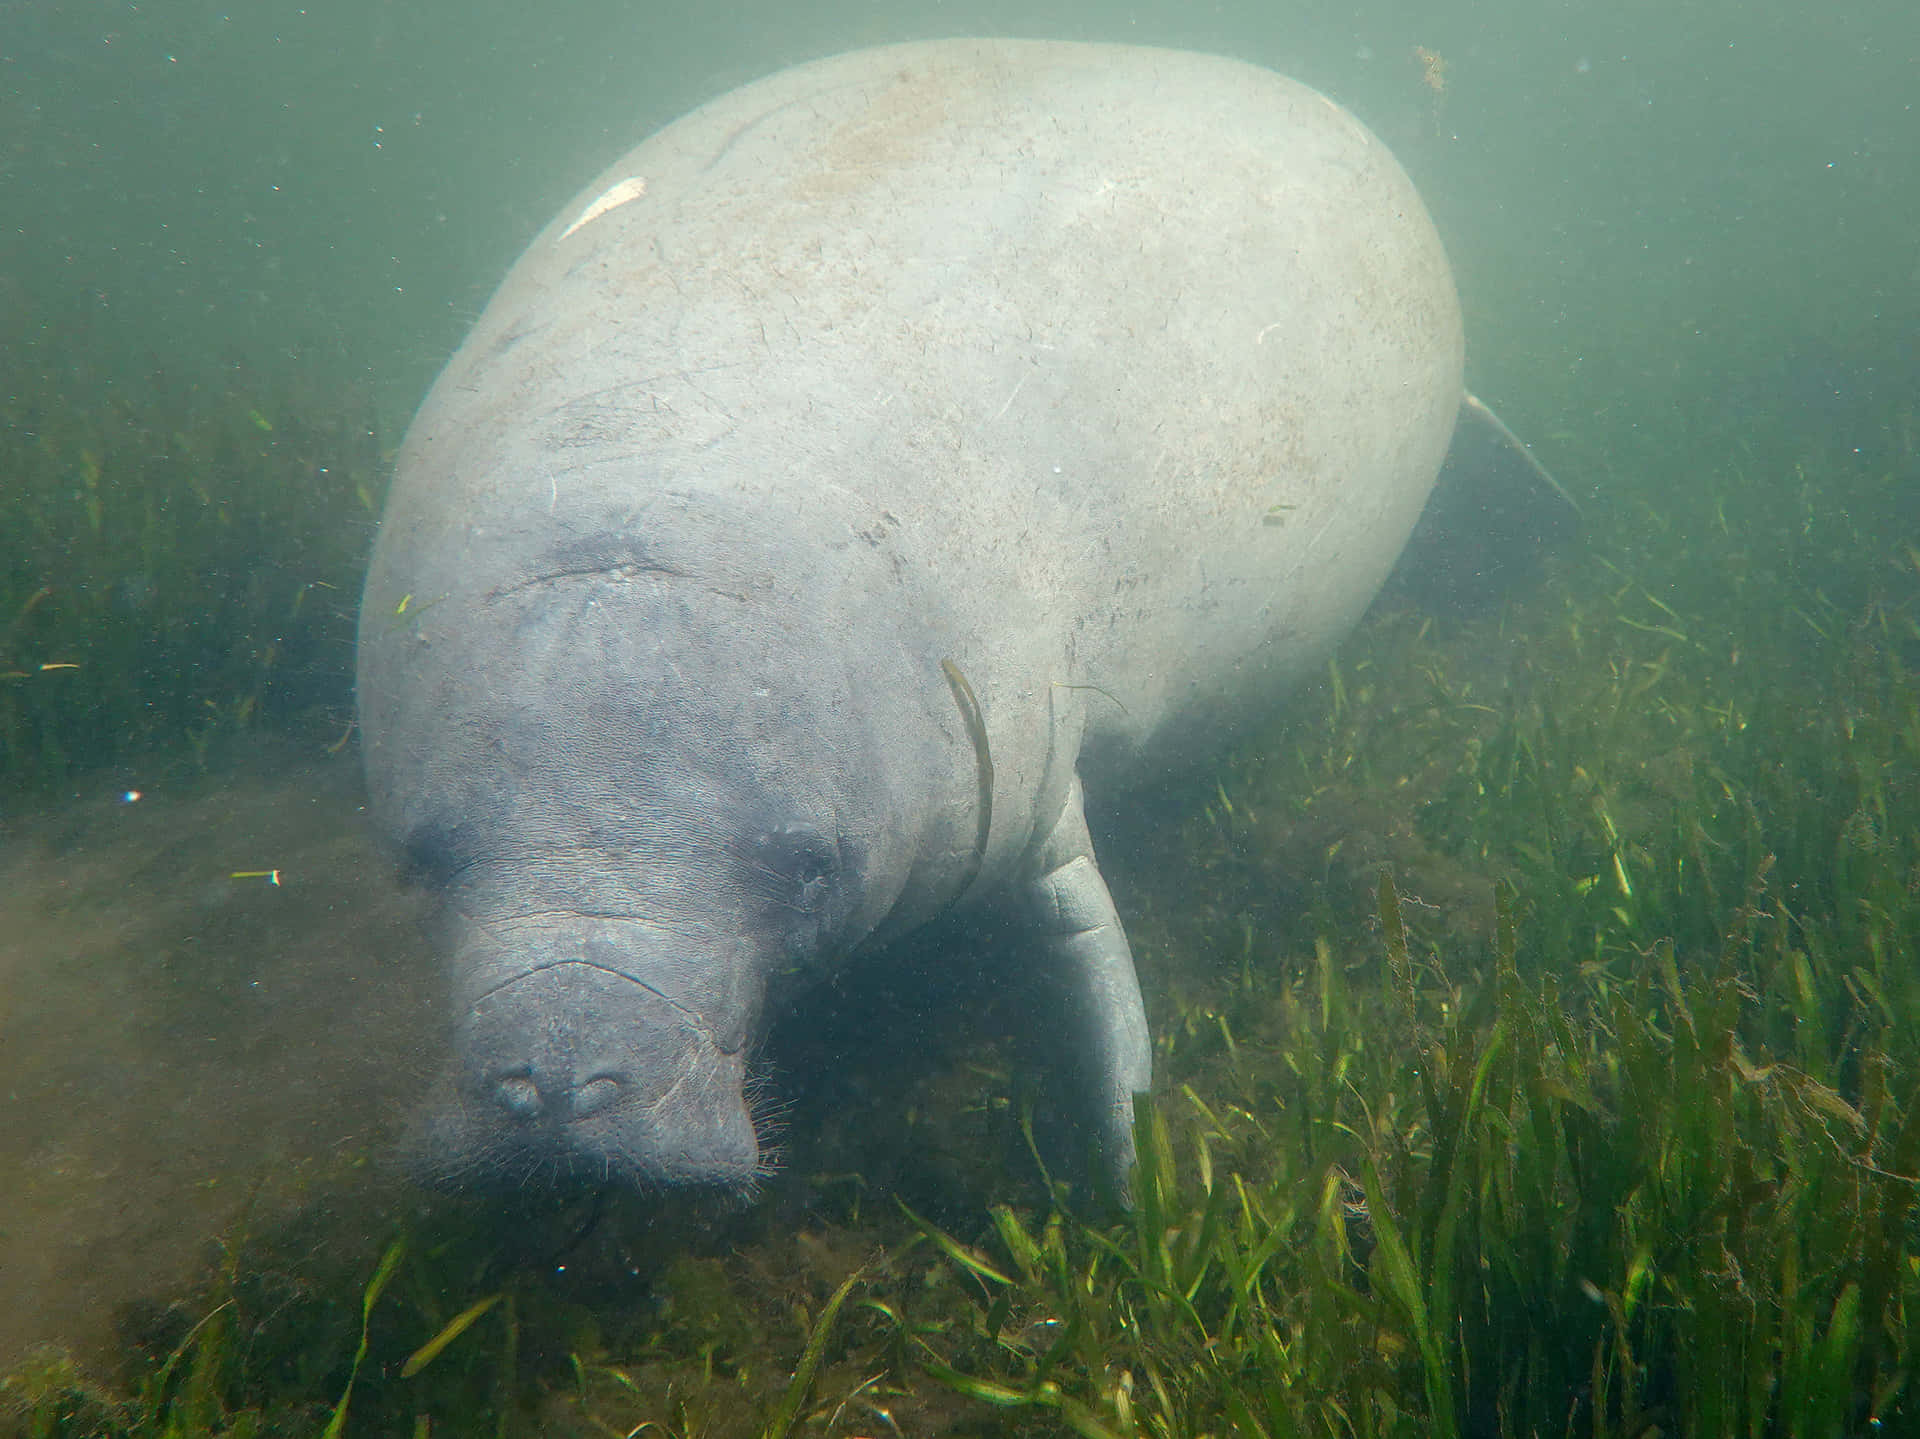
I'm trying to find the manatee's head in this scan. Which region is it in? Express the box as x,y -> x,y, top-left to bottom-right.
359,494 -> 955,1192
402,814 -> 860,1192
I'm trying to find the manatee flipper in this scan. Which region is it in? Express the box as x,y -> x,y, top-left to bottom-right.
1022,774 -> 1152,1191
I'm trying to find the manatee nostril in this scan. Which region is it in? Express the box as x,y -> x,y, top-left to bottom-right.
495,1072 -> 543,1120
572,1074 -> 625,1119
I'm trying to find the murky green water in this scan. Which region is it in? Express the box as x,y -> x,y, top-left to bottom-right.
3,2 -> 1917,1432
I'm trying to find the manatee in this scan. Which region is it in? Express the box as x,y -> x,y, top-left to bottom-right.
356,38 -> 1464,1191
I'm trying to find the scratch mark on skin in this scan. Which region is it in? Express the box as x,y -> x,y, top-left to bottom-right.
488,560 -> 689,600
543,359 -> 754,419
993,371 -> 1029,421
560,176 -> 648,239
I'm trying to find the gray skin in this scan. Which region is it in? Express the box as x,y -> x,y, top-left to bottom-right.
357,39 -> 1463,1192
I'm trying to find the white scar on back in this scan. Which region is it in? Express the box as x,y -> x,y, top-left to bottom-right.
561,177 -> 648,239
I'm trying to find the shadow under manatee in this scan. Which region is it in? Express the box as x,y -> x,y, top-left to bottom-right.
756,903 -> 1079,1228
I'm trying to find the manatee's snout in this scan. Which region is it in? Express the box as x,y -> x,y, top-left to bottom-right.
489,1060 -> 625,1123
412,958 -> 760,1190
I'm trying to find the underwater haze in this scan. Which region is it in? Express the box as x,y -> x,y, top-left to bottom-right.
4,0 -> 1920,1435
6,0 -> 1914,423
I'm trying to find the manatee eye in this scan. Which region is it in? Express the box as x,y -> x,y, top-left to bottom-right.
401,817 -> 470,888
746,824 -> 839,915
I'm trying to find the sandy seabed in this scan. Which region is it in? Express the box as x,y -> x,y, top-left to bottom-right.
0,742 -> 439,1370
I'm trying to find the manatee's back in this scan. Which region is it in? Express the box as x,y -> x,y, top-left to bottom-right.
364,40 -> 1461,810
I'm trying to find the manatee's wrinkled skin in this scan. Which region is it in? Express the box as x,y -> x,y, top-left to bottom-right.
357,39 -> 1463,1192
